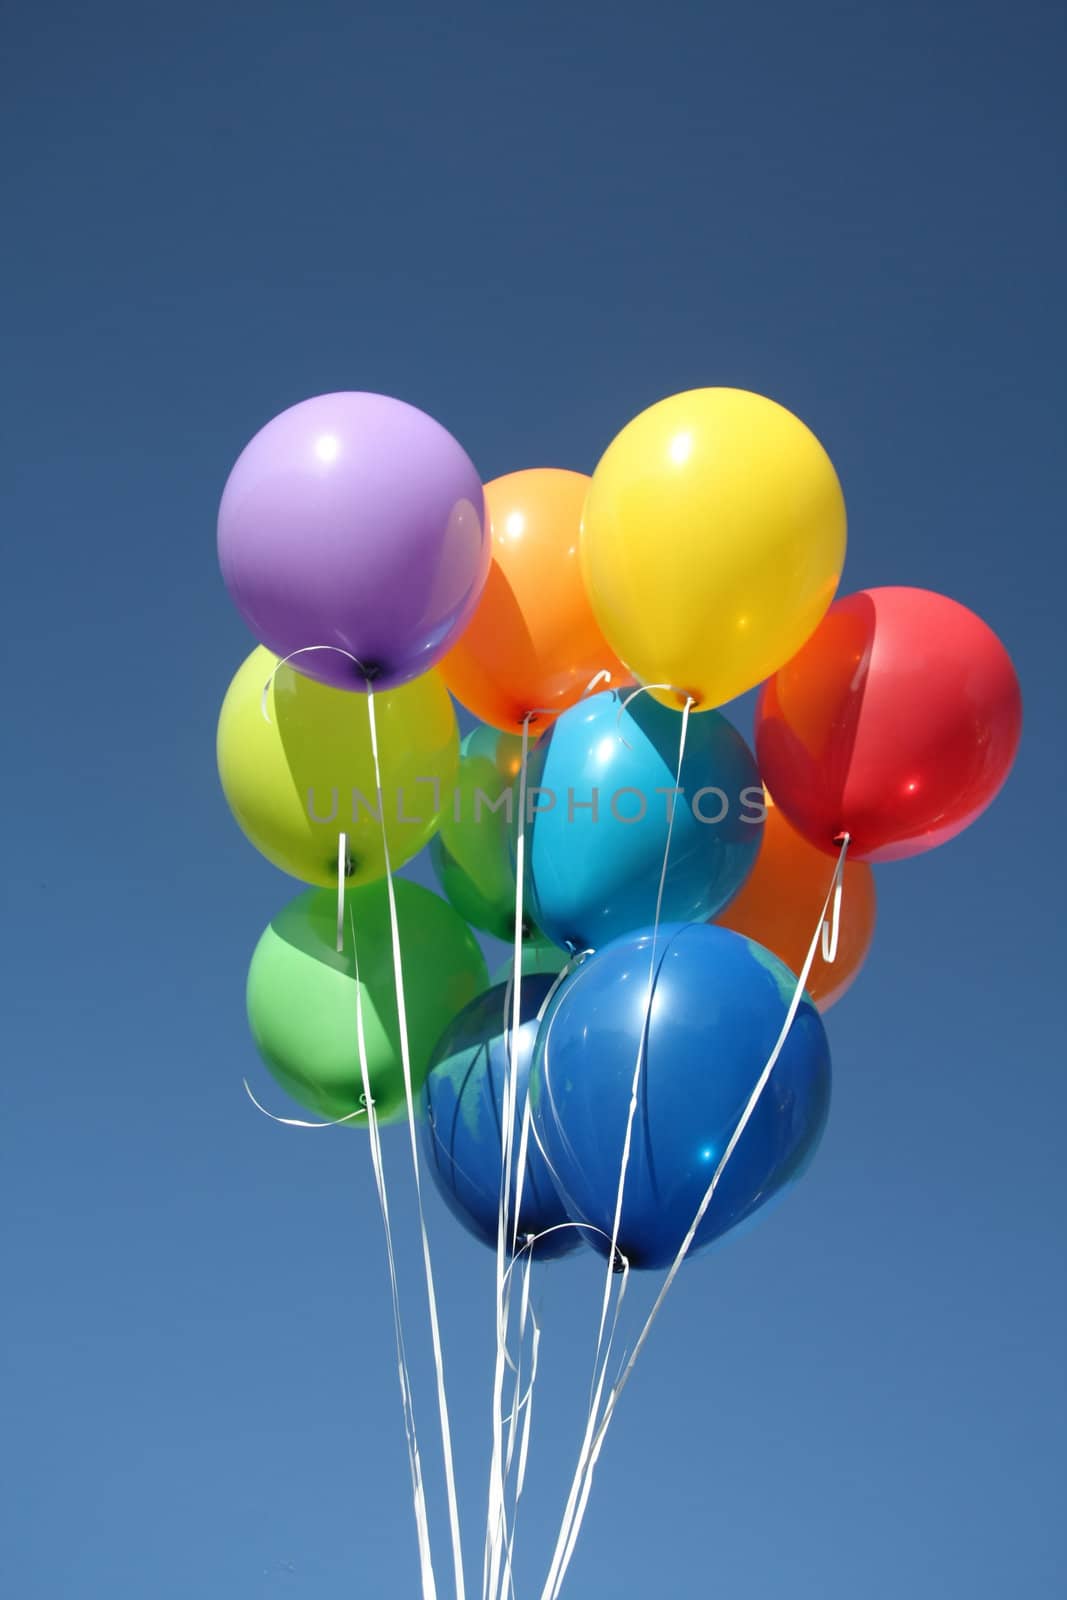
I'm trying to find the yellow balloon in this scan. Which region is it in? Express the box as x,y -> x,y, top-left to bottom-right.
580,389 -> 847,710
217,647 -> 459,887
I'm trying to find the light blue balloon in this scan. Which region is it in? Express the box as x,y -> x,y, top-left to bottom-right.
523,690 -> 763,952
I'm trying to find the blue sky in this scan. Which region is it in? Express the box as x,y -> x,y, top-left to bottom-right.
3,2 -> 1064,1596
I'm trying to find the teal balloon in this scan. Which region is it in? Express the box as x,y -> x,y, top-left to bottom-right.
524,690 -> 763,952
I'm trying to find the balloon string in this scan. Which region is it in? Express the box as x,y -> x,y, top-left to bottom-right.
539,1262 -> 632,1600
539,689 -> 693,1600
543,833 -> 852,1600
483,713 -> 536,1600
241,917 -> 438,1595
507,716 -> 535,1265
502,1251 -> 532,1479
349,901 -> 440,1600
259,643 -> 372,722
533,951 -> 586,1023
499,1253 -> 541,1599
822,874 -> 844,963
366,687 -> 467,1600
615,681 -> 692,749
241,1079 -> 368,1128
593,693 -> 692,1380
336,831 -> 347,953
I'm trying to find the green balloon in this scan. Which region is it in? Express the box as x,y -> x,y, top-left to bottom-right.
491,936 -> 568,986
429,834 -> 535,943
247,878 -> 488,1126
431,725 -> 534,941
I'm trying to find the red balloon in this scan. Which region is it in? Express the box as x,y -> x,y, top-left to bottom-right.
755,587 -> 1022,863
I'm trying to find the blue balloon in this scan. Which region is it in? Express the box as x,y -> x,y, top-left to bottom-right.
523,690 -> 763,953
530,924 -> 831,1269
421,977 -> 582,1261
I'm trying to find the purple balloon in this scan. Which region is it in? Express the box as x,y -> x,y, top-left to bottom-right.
217,392 -> 489,690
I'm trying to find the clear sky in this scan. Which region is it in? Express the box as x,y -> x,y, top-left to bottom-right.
3,2 -> 1064,1596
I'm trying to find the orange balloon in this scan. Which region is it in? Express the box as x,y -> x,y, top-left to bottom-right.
440,468 -> 627,734
715,794 -> 876,1011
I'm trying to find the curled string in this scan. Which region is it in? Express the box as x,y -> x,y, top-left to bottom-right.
242,1079 -> 369,1128
259,643 -> 373,722
616,681 -> 695,749
541,834 -> 853,1600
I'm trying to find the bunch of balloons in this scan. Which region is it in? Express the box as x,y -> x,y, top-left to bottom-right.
217,386 -> 1022,1271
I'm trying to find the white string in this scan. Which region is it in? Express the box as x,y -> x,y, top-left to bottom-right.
259,643 -> 371,722
821,873 -> 844,963
240,900 -> 438,1595
540,686 -> 693,1600
483,712 -> 536,1600
542,835 -> 852,1599
337,831 -> 348,953
588,695 -> 692,1386
533,952 -> 585,1023
349,901 -> 439,1600
366,687 -> 467,1600
502,1251 -> 532,1479
484,679 -> 649,1599
485,701 -> 586,1600
615,682 -> 695,749
498,1252 -> 540,1599
242,1079 -> 368,1128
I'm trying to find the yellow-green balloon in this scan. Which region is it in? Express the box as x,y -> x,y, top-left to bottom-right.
217,646 -> 459,887
247,879 -> 488,1126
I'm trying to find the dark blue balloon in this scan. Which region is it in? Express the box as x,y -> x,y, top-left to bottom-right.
421,976 -> 581,1260
523,690 -> 763,953
530,923 -> 831,1270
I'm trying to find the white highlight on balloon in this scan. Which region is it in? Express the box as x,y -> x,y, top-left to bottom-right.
668,431 -> 692,465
